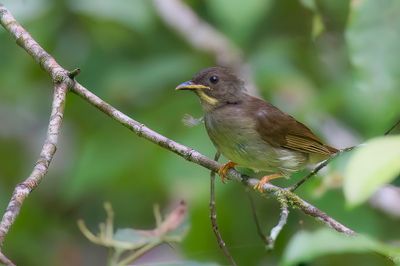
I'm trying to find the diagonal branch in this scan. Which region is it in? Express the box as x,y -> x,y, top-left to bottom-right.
0,4 -> 72,85
289,146 -> 356,192
290,116 -> 399,192
0,252 -> 14,266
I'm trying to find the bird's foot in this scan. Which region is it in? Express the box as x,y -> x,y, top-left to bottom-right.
254,173 -> 283,192
217,161 -> 237,184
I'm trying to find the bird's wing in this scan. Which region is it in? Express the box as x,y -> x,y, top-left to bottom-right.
249,97 -> 338,155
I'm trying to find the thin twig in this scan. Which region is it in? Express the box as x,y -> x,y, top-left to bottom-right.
384,118 -> 400,135
267,197 -> 289,250
0,83 -> 67,244
0,5 -> 71,84
247,192 -> 269,246
0,252 -> 15,266
245,178 -> 355,235
291,117 -> 400,192
68,68 -> 81,79
0,82 -> 67,265
210,152 -> 237,266
248,192 -> 289,249
289,146 -> 356,192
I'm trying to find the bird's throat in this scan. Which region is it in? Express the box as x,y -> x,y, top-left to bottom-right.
196,90 -> 219,106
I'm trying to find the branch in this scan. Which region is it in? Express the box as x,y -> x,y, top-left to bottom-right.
289,146 -> 356,192
0,5 -> 71,85
267,197 -> 289,250
384,117 -> 400,135
0,5 -> 71,264
248,192 -> 269,246
248,192 -> 289,250
0,3 -> 355,264
0,252 -> 14,266
209,152 -> 237,266
0,81 -> 67,265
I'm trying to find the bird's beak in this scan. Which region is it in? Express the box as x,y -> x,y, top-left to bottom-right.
175,81 -> 210,91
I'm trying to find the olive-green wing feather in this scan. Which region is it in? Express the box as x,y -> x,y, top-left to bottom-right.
249,97 -> 338,155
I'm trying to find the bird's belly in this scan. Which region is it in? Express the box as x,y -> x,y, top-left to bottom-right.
205,115 -> 308,175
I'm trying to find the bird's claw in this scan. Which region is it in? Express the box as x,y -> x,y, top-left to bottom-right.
217,161 -> 237,183
254,173 -> 282,192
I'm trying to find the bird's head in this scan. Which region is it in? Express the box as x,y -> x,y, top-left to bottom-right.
176,67 -> 246,111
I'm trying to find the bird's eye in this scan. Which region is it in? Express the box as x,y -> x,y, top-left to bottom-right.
209,75 -> 219,84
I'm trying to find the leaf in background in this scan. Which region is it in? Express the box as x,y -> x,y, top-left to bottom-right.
343,136 -> 400,207
206,0 -> 273,44
281,229 -> 400,266
346,0 -> 400,134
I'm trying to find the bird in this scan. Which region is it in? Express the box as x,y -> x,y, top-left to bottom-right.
175,66 -> 338,191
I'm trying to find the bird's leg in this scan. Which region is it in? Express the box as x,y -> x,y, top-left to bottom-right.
217,161 -> 237,184
254,173 -> 283,192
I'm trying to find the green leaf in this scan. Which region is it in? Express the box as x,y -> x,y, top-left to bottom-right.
206,0 -> 273,44
344,136 -> 400,207
281,229 -> 400,266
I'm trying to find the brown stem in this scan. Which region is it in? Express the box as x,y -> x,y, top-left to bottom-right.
209,152 -> 237,266
248,193 -> 289,249
0,82 -> 67,266
384,117 -> 400,135
289,146 -> 356,192
247,192 -> 269,246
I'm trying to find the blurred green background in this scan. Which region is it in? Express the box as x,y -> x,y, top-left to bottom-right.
1,0 -> 400,265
